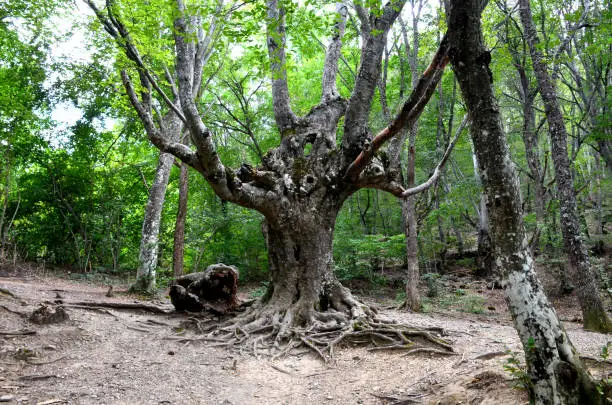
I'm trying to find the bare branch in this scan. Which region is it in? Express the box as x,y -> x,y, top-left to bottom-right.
401,115 -> 468,198
121,71 -> 199,169
321,3 -> 348,102
84,0 -> 187,123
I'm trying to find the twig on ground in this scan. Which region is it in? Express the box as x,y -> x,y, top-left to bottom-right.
18,374 -> 59,381
0,287 -> 19,298
0,330 -> 36,336
143,319 -> 172,326
269,363 -> 294,376
62,301 -> 171,314
0,305 -> 28,318
25,356 -> 67,366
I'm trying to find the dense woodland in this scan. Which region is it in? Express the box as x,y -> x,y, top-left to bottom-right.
1,0 -> 611,402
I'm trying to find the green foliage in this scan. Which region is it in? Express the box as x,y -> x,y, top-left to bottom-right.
423,272 -> 440,298
596,343 -> 612,398
503,350 -> 532,392
334,233 -> 405,281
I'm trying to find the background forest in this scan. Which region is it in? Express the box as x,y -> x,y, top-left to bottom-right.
0,0 -> 609,296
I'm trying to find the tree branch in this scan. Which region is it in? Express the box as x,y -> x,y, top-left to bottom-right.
266,0 -> 297,135
84,0 -> 187,123
344,35 -> 450,182
341,0 -> 407,160
321,2 -> 348,102
121,71 -> 199,169
400,115 -> 468,198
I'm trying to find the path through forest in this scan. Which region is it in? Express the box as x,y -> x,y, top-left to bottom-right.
1,269 -> 610,405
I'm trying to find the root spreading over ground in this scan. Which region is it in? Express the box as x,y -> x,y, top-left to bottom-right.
173,299 -> 455,362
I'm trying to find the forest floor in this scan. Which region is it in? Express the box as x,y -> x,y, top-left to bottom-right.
0,262 -> 611,405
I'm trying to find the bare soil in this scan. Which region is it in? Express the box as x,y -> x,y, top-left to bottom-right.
1,267 -> 610,405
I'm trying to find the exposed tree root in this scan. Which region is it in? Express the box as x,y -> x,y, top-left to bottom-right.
171,295 -> 454,362
61,300 -> 172,314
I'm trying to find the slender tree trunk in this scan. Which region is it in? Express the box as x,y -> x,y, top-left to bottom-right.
448,1 -> 602,403
435,79 -> 448,268
518,0 -> 611,332
403,143 -> 420,310
132,151 -> 175,292
472,146 -> 493,277
0,170 -> 8,260
518,76 -> 547,225
173,160 -> 189,278
399,1 -> 423,311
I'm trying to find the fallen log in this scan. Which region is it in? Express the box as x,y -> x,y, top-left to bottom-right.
170,263 -> 240,314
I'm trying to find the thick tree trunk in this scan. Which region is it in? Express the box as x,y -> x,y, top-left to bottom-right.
518,0 -> 611,333
256,203 -> 369,333
131,151 -> 175,292
173,160 -> 189,278
448,1 -> 602,403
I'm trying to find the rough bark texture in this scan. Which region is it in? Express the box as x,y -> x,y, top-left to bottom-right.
471,149 -> 494,277
173,160 -> 189,278
403,144 -> 420,311
518,0 -> 611,333
448,1 -> 602,403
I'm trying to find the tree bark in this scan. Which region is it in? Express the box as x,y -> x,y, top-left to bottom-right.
403,144 -> 420,310
471,147 -> 493,277
399,1 -> 423,311
448,1 -> 602,403
132,151 -> 175,292
173,159 -> 189,278
518,0 -> 611,333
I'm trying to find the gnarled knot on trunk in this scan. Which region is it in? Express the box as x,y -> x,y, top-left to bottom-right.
169,263 -> 240,314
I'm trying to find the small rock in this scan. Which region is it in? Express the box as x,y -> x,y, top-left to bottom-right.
43,345 -> 57,351
0,395 -> 14,402
326,396 -> 334,400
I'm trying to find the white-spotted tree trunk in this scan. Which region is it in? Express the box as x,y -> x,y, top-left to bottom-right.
447,1 -> 601,402
132,151 -> 174,292
132,112 -> 183,292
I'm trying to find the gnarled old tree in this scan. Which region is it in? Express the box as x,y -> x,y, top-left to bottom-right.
447,0 -> 602,402
87,2 -> 604,399
87,0 -> 456,355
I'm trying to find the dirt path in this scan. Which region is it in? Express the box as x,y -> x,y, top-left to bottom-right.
1,275 -> 610,405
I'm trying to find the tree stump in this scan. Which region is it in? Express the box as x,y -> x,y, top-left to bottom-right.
169,264 -> 240,314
